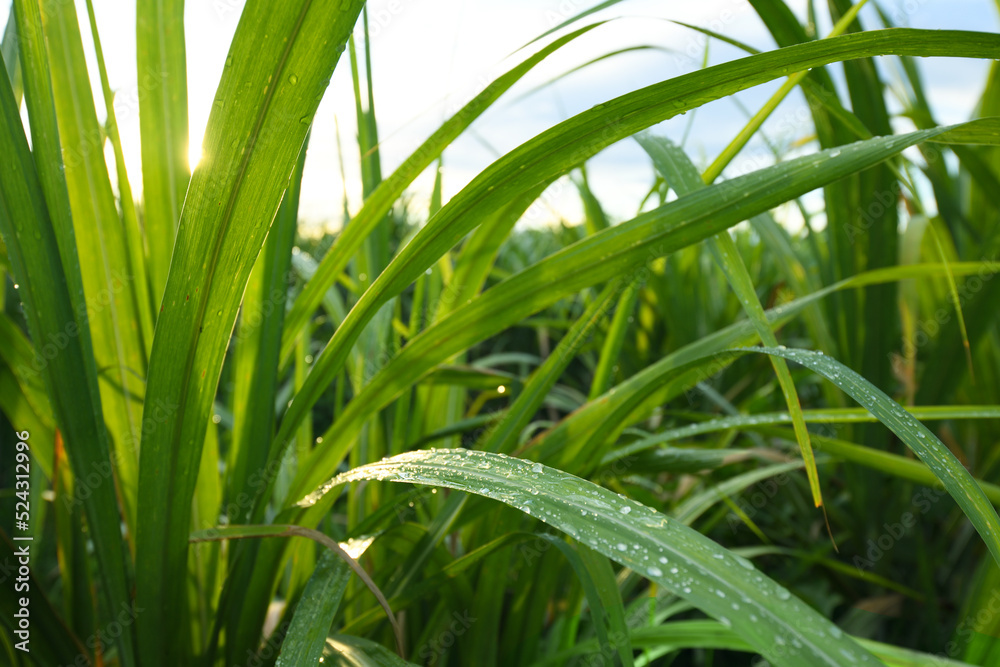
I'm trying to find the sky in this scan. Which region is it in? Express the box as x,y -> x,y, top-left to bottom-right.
2,0 -> 998,232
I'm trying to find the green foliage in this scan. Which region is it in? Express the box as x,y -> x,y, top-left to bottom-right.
0,1 -> 999,666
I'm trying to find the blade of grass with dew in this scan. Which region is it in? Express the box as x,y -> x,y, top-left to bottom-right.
637,133 -> 824,507
753,425 -> 1000,506
305,449 -> 883,666
538,341 -> 1000,562
534,621 -> 976,667
289,124 -> 1000,505
749,0 -> 863,369
136,0 -> 188,304
270,32 -> 1000,479
275,549 -> 353,667
133,3 -> 366,664
832,0 -> 903,456
604,405 -> 1000,463
576,544 -> 635,666
387,284 -> 623,601
741,346 -> 1000,567
0,44 -> 137,665
534,261 -> 1000,475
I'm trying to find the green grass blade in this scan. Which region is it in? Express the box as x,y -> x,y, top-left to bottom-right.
744,346 -> 1000,567
755,425 -> 1000,506
588,278 -> 639,400
136,0 -> 189,304
273,32 -> 1000,474
287,125 -> 985,502
305,450 -> 883,666
481,281 -> 619,453
227,137 -> 307,523
576,544 -> 635,666
1,4 -> 21,104
41,0 -> 148,538
83,0 -> 154,358
637,133 -> 824,507
275,550 -> 353,667
606,405 -> 1000,463
133,2 -> 365,664
0,44 -> 137,665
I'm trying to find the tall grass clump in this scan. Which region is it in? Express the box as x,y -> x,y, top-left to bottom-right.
1,0 -> 1000,665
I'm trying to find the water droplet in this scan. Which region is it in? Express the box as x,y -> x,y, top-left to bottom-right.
616,543 -> 627,552
531,462 -> 543,473
288,73 -> 299,85
620,506 -> 631,515
648,566 -> 662,577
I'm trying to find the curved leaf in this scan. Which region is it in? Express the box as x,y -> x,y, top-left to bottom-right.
303,449 -> 882,667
